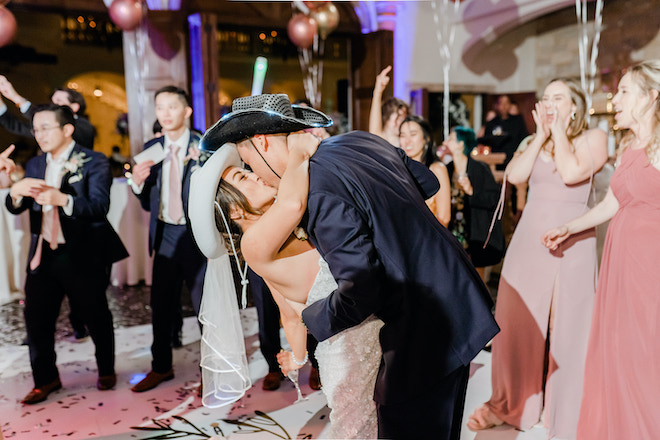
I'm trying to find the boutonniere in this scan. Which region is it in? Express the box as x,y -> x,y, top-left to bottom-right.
63,151 -> 91,184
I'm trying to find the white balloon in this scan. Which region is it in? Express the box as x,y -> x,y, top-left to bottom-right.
103,0 -> 114,8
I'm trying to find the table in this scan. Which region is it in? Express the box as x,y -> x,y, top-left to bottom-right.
0,188 -> 30,305
107,178 -> 153,287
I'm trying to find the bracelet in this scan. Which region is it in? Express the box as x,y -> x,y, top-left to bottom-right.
291,350 -> 308,366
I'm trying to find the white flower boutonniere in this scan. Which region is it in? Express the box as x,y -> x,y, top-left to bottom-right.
63,151 -> 91,184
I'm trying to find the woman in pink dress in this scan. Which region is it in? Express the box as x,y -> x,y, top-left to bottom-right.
468,79 -> 608,438
543,60 -> 660,440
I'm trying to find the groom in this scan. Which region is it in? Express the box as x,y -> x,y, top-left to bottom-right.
200,94 -> 499,439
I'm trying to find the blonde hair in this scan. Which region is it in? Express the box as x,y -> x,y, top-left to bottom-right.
619,60 -> 660,164
542,78 -> 589,155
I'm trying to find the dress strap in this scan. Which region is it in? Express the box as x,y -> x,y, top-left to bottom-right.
484,170 -> 507,248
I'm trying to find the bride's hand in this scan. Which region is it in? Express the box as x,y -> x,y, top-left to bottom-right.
277,350 -> 303,376
288,131 -> 321,159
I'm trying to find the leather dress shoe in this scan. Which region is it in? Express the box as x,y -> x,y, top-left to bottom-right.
309,367 -> 321,390
22,378 -> 62,404
97,373 -> 117,390
262,371 -> 284,391
131,370 -> 174,392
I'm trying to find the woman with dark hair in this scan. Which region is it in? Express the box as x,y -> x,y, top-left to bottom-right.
190,134 -> 382,439
443,126 -> 504,280
468,79 -> 608,438
399,115 -> 451,226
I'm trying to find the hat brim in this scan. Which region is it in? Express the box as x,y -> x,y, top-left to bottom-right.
200,105 -> 333,152
188,143 -> 242,259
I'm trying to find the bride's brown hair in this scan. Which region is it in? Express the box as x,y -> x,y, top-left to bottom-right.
213,180 -> 263,258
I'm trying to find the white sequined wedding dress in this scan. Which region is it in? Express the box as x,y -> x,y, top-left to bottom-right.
306,258 -> 383,439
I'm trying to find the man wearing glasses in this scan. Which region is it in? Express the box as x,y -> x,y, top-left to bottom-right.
5,104 -> 127,404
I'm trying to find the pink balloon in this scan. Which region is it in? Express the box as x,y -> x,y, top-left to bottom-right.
287,14 -> 318,50
108,0 -> 143,31
0,6 -> 17,48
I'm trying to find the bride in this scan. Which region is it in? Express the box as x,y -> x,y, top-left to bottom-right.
188,132 -> 382,439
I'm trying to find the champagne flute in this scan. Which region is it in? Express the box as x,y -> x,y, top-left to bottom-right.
287,369 -> 308,403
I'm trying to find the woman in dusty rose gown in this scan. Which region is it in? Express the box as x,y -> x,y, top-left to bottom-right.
468,79 -> 608,439
543,60 -> 660,440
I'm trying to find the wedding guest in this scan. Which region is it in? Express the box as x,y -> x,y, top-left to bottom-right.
6,104 -> 127,404
542,60 -> 660,440
368,65 -> 409,147
399,114 -> 451,226
129,86 -> 209,392
443,126 -> 504,280
0,76 -> 96,149
468,79 -> 608,439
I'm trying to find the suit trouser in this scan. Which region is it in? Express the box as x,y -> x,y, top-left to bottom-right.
248,268 -> 320,372
377,364 -> 469,440
150,223 -> 206,373
24,243 -> 115,387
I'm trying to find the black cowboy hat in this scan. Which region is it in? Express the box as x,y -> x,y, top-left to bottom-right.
199,94 -> 333,152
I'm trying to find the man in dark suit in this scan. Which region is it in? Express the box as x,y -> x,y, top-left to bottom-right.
6,104 -> 127,404
200,94 -> 499,439
129,86 -> 208,392
0,76 -> 96,149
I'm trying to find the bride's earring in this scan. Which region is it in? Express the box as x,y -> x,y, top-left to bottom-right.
570,111 -> 576,120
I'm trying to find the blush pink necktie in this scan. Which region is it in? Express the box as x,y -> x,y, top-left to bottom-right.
29,209 -> 59,270
168,145 -> 184,223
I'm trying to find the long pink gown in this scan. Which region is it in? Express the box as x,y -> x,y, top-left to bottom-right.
576,147 -> 660,439
486,155 -> 598,439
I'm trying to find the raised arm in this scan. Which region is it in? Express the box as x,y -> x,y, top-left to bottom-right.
368,66 -> 391,137
505,102 -> 547,184
241,132 -> 320,267
553,126 -> 608,184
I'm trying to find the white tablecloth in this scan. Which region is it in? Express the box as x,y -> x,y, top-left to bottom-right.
108,178 -> 153,287
0,188 -> 30,305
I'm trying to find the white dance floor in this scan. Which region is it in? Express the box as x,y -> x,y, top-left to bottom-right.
0,308 -> 555,440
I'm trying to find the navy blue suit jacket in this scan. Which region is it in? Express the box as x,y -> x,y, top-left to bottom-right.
136,132 -> 206,255
301,131 -> 500,405
5,144 -> 128,268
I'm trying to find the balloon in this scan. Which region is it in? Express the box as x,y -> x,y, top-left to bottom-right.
310,3 -> 339,40
108,0 -> 143,31
287,13 -> 317,49
0,6 -> 17,48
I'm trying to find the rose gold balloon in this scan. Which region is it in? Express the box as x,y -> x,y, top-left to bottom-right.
310,3 -> 339,40
108,0 -> 143,31
287,13 -> 318,49
0,6 -> 17,47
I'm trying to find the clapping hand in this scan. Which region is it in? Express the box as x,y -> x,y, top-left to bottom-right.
0,76 -> 24,105
532,102 -> 551,141
34,185 -> 68,207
